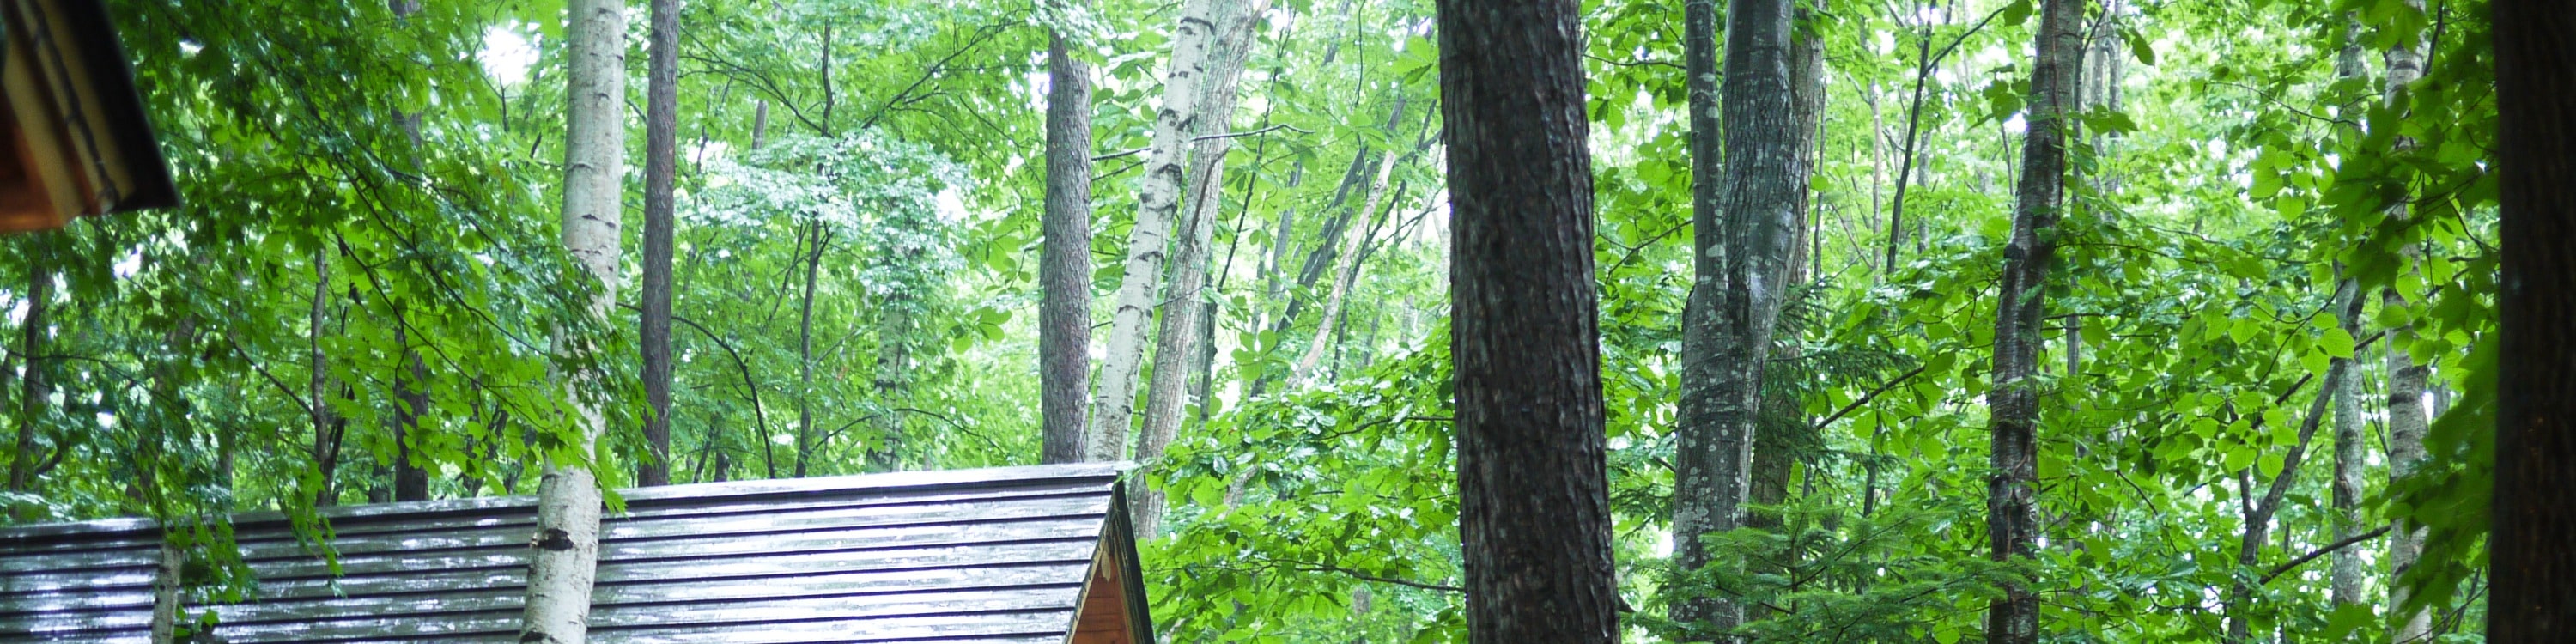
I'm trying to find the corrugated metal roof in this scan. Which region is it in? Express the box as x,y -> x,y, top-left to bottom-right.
0,462 -> 1151,643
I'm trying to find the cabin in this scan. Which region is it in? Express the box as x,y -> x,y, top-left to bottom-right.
0,0 -> 179,231
0,462 -> 1156,643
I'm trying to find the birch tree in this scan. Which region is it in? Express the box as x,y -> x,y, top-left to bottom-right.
1135,0 -> 1265,535
520,0 -> 623,638
1091,0 -> 1226,461
2372,9 -> 2432,638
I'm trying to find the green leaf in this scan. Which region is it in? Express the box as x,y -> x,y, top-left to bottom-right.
2320,327 -> 2356,359
2000,0 -> 2033,27
2123,28 -> 2156,66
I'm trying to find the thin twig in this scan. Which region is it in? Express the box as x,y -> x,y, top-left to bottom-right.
2261,526 -> 2393,586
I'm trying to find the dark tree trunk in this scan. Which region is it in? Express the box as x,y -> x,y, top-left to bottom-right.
8,246 -> 47,521
1436,0 -> 1619,641
2489,2 -> 2576,637
636,0 -> 681,488
309,250 -> 346,507
1672,0 -> 1804,637
793,225 -> 829,477
2223,292 -> 2358,641
392,320 -> 430,502
1039,21 -> 1097,465
1983,0 -> 2082,641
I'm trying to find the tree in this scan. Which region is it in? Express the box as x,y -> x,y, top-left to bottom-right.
1135,0 -> 1266,535
7,239 -> 51,522
637,0 -> 683,488
1671,0 -> 1809,636
1436,0 -> 1619,640
1983,0 -> 2082,641
1039,0 -> 1096,465
1091,0 -> 1229,461
2488,1 -> 2575,636
2374,9 -> 2433,638
520,0 -> 624,638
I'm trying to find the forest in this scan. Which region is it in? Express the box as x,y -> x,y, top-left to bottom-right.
3,0 -> 2571,641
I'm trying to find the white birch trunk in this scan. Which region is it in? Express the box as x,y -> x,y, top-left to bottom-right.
1090,0 -> 1225,462
2375,12 -> 2432,640
1134,0 -> 1265,536
522,0 -> 623,639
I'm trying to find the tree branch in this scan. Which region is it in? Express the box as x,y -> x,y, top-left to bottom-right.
1811,364 -> 1929,432
2262,526 -> 2393,586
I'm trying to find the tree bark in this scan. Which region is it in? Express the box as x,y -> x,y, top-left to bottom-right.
1091,0 -> 1227,461
793,225 -> 830,477
521,0 -> 623,637
1135,0 -> 1263,536
2488,1 -> 2576,636
1668,0 -> 1727,627
872,254 -> 920,471
1741,9 -> 1826,625
309,250 -> 345,508
637,0 -> 681,488
2330,281 -> 2368,608
392,321 -> 430,502
2328,28 -> 2371,611
2224,291 -> 2360,642
1039,10 -> 1097,465
1250,103 -> 1419,397
2374,13 -> 2433,639
1983,1 -> 2081,641
1290,166 -> 1397,387
1672,0 -> 1805,637
8,247 -> 48,522
1437,0 -> 1620,640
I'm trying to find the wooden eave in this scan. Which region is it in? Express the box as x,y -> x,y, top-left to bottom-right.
0,0 -> 179,233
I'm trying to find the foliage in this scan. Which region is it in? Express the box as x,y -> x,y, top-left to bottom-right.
0,0 -> 2510,641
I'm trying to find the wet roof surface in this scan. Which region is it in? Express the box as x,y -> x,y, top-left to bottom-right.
0,462 -> 1133,643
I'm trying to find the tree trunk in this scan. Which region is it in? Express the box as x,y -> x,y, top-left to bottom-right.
2224,292 -> 2360,642
2489,2 -> 2576,636
636,0 -> 681,488
872,267 -> 920,471
2375,13 -> 2433,639
392,321 -> 430,502
1249,104 -> 1416,397
1668,0 -> 1728,627
1672,0 -> 1805,637
309,250 -> 345,508
1983,1 -> 2082,641
1038,12 -> 1097,465
1741,9 -> 1826,625
1135,0 -> 1263,536
521,0 -> 623,637
2330,280 -> 2369,608
2327,27 -> 2371,611
1436,0 -> 1620,640
8,249 -> 48,522
1091,0 -> 1227,461
793,225 -> 830,477
1290,141 -> 1402,387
